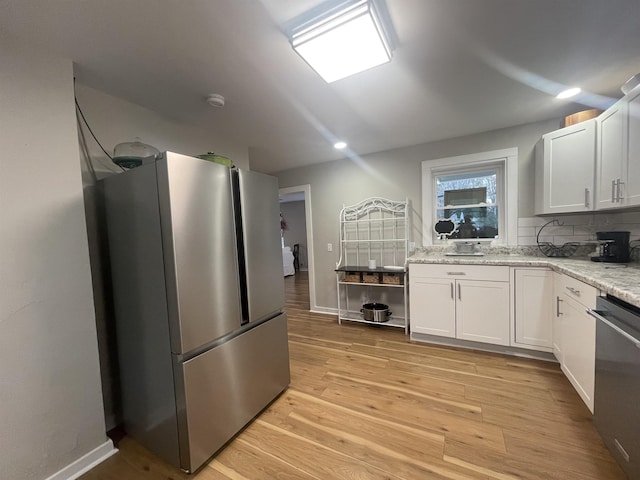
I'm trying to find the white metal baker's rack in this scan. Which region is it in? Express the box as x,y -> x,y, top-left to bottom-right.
335,197 -> 409,333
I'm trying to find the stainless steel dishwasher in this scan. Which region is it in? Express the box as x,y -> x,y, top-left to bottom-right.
588,295 -> 640,479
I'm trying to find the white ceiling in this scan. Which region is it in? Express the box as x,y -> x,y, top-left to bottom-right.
2,0 -> 639,173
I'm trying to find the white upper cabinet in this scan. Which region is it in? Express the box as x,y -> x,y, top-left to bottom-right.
596,102 -> 626,209
625,87 -> 640,207
535,84 -> 640,214
596,84 -> 640,209
535,120 -> 596,215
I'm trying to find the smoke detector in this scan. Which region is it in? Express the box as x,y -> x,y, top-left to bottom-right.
206,93 -> 225,108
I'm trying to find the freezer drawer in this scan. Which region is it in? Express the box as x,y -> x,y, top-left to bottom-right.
174,313 -> 290,472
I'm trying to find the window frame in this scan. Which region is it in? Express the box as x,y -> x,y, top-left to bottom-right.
422,148 -> 518,245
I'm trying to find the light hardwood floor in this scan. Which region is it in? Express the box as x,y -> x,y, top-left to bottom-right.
81,271 -> 624,479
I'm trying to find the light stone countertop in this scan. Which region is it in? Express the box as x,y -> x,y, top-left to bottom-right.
407,252 -> 640,309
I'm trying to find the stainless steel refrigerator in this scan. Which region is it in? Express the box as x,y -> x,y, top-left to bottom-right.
101,151 -> 290,473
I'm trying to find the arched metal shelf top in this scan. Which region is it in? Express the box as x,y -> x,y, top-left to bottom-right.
340,197 -> 407,221
336,197 -> 409,269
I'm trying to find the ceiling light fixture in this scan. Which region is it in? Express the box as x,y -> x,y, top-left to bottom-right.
334,141 -> 347,149
556,87 -> 581,99
289,0 -> 393,83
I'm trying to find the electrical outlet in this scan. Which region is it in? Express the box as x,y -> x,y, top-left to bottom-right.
327,243 -> 333,252
409,241 -> 416,251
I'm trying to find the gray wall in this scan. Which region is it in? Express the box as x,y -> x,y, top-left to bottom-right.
0,44 -> 108,480
275,118 -> 561,310
280,201 -> 308,270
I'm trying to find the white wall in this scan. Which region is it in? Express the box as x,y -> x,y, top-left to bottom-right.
0,45 -> 108,479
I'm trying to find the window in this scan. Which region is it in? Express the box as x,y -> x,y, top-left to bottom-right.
436,167 -> 500,239
422,148 -> 518,245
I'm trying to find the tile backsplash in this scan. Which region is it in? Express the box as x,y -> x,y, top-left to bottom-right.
518,211 -> 640,260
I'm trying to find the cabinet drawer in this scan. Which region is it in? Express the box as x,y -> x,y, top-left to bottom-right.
558,274 -> 598,309
410,264 -> 510,282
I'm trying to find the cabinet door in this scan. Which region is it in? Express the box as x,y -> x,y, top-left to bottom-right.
540,121 -> 595,214
456,280 -> 510,346
552,272 -> 564,361
560,294 -> 596,413
409,277 -> 455,337
625,87 -> 640,206
513,269 -> 553,349
596,103 -> 625,209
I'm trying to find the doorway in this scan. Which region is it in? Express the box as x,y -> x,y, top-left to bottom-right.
278,184 -> 316,312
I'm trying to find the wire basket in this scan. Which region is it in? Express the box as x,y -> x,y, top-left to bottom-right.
537,219 -> 579,257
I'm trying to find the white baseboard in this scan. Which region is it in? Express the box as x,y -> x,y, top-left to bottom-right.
310,306 -> 338,316
45,439 -> 117,480
410,332 -> 557,362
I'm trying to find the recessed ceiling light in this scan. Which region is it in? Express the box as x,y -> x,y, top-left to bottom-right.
334,141 -> 347,149
556,87 -> 581,99
289,0 -> 393,83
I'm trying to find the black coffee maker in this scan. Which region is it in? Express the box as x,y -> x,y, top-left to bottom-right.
591,231 -> 630,263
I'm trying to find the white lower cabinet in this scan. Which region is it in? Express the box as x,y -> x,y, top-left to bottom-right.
560,294 -> 596,413
410,263 -> 599,413
456,279 -> 510,345
512,268 -> 553,350
409,277 -> 456,337
555,274 -> 598,413
552,271 -> 564,361
409,265 -> 510,346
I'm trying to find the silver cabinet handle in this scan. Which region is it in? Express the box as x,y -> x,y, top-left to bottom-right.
584,188 -> 590,208
565,286 -> 581,296
458,283 -> 461,300
612,179 -> 617,203
617,179 -> 624,202
450,282 -> 454,300
556,296 -> 563,316
587,309 -> 640,348
447,272 -> 466,276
